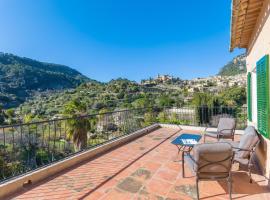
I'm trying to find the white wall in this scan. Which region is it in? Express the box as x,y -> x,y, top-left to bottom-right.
246,0 -> 270,127
246,0 -> 270,182
246,0 -> 270,66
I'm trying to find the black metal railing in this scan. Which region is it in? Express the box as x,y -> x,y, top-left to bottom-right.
0,106 -> 247,183
161,106 -> 247,129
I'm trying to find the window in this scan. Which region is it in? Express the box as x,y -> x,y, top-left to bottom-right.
256,55 -> 270,138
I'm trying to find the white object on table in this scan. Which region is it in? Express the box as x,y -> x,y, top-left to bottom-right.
181,139 -> 198,145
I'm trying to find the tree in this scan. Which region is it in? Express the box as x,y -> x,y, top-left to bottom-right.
144,112 -> 156,126
157,95 -> 175,107
192,93 -> 213,125
64,99 -> 90,151
23,113 -> 34,123
192,92 -> 213,107
132,98 -> 149,108
5,108 -> 16,124
157,112 -> 167,123
218,87 -> 246,106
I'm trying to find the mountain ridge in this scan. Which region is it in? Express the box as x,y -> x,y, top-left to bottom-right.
0,52 -> 95,108
218,54 -> 246,76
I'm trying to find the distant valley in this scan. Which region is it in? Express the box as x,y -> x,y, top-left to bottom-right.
0,52 -> 246,125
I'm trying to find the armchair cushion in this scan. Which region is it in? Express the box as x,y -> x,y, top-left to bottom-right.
205,131 -> 234,139
204,131 -> 218,138
192,142 -> 233,178
220,140 -> 239,148
237,126 -> 259,159
217,118 -> 236,136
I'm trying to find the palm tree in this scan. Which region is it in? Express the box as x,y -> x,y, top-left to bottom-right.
64,100 -> 90,151
67,116 -> 90,151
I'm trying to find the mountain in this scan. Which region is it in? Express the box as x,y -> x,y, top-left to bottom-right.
0,52 -> 94,108
218,54 -> 246,76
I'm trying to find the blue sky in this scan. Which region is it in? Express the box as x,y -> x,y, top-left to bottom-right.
0,0 -> 244,82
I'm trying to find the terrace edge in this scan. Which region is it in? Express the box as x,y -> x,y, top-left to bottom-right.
0,123 -> 247,199
0,124 -> 161,200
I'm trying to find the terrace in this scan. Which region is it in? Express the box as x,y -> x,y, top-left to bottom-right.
0,107 -> 270,199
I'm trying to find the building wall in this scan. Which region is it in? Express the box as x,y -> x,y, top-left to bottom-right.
246,0 -> 270,182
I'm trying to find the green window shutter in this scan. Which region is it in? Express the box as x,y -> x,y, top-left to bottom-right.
256,55 -> 270,138
247,72 -> 252,121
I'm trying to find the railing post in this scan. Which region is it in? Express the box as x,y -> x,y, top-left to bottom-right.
48,122 -> 51,162
12,126 -> 15,167
20,124 -> 23,146
59,120 -> 62,151
52,121 -> 57,161
2,127 -> 6,179
27,124 -> 30,169
64,120 -> 68,151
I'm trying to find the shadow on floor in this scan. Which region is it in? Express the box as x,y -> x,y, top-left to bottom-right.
77,129 -> 181,199
10,129 -> 181,200
214,172 -> 270,199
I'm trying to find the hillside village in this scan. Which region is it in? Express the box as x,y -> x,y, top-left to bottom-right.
141,73 -> 246,93
141,53 -> 246,94
185,73 -> 246,93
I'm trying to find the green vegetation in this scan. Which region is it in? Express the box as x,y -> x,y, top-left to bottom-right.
0,52 -> 94,108
192,87 -> 246,107
64,100 -> 90,151
0,78 -> 247,126
15,79 -> 185,123
191,87 -> 246,125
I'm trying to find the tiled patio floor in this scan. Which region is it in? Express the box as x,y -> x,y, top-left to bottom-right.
11,127 -> 270,200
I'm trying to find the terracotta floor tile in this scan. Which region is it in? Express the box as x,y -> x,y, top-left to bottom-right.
100,188 -> 133,200
154,169 -> 178,183
144,178 -> 173,196
142,161 -> 162,173
166,191 -> 194,200
162,161 -> 182,172
11,128 -> 270,200
83,191 -> 105,200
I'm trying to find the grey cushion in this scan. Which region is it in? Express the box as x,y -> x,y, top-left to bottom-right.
204,131 -> 219,138
217,118 -> 236,136
192,142 -> 233,179
220,140 -> 239,148
205,118 -> 236,139
237,126 -> 259,159
205,131 -> 234,139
